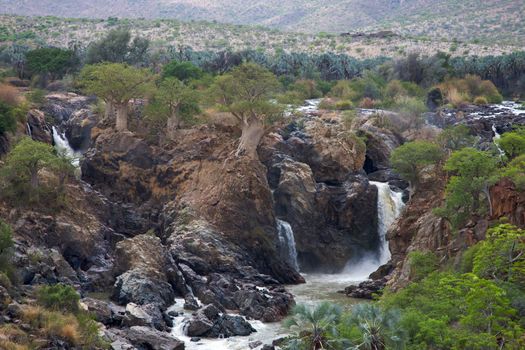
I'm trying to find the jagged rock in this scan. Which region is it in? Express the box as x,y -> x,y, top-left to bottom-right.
65,108 -> 97,150
81,298 -> 113,325
113,235 -> 178,308
185,303 -> 256,338
490,178 -> 525,227
183,294 -> 200,311
106,326 -> 184,350
27,109 -> 52,144
340,278 -> 386,299
123,303 -> 167,331
232,287 -> 294,322
0,286 -> 11,310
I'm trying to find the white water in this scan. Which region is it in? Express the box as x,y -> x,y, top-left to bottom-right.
276,219 -> 299,271
26,123 -> 32,137
52,126 -> 82,169
492,124 -> 505,157
338,182 -> 405,280
169,298 -> 287,350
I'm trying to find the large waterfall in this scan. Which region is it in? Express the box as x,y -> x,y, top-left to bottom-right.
52,126 -> 82,169
370,181 -> 405,265
276,219 -> 299,271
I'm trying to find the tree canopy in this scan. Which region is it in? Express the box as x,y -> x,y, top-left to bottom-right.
26,47 -> 79,80
86,29 -> 150,65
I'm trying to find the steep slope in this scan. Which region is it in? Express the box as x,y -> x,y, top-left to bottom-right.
0,0 -> 523,44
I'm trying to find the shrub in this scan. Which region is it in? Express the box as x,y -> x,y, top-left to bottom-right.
162,60 -> 204,82
392,96 -> 427,128
474,96 -> 488,105
502,154 -> 525,189
359,97 -> 375,108
335,100 -> 353,110
408,251 -> 439,281
0,101 -> 17,135
0,84 -> 21,106
498,131 -> 525,159
0,220 -> 14,274
36,284 -> 80,313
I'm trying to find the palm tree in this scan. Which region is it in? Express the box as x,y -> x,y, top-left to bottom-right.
339,303 -> 406,350
283,302 -> 343,350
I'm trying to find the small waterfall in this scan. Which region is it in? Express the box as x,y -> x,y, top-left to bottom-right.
26,123 -> 32,137
371,181 -> 405,264
276,219 -> 299,271
492,124 -> 505,158
52,126 -> 82,169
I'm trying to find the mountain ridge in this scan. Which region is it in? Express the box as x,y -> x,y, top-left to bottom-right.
1,0 -> 524,45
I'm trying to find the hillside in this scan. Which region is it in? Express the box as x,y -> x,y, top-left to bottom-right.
0,0 -> 524,45
0,15 -> 519,60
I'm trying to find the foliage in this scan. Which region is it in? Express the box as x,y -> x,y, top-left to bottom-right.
437,125 -> 477,151
408,251 -> 439,281
78,63 -> 155,105
438,74 -> 503,107
381,272 -> 524,349
502,154 -> 525,190
472,223 -> 525,288
0,220 -> 13,275
211,62 -> 282,126
390,141 -> 444,189
37,284 -> 80,313
437,148 -> 498,229
25,48 -> 79,80
162,60 -> 204,82
337,303 -> 406,350
392,96 -> 427,128
86,28 -> 150,65
144,77 -> 200,134
0,138 -> 73,206
283,302 -> 342,350
389,53 -> 449,87
498,130 -> 525,159
0,101 -> 17,135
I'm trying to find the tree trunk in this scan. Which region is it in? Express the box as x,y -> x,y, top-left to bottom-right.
166,114 -> 180,140
236,118 -> 265,159
116,103 -> 129,131
30,169 -> 38,189
105,100 -> 115,120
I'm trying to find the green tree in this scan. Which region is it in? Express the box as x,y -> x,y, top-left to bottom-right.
25,48 -> 78,83
145,77 -> 200,137
86,29 -> 150,65
437,125 -> 477,152
472,223 -> 525,288
502,154 -> 525,189
283,302 -> 342,350
79,63 -> 155,131
390,141 -> 444,193
498,131 -> 525,159
0,101 -> 16,136
211,63 -> 283,158
162,61 -> 204,82
438,148 -> 498,228
0,138 -> 73,204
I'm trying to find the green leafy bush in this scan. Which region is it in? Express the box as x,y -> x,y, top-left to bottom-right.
408,251 -> 439,281
37,284 -> 80,313
0,101 -> 17,135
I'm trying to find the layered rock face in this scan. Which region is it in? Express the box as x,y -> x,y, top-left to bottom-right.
261,115 -> 379,272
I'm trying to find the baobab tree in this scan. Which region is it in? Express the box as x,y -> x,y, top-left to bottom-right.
212,62 -> 283,158
79,63 -> 154,131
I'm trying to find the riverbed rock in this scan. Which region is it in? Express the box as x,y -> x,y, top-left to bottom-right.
106,326 -> 184,350
185,304 -> 256,338
339,278 -> 387,299
27,109 -> 52,144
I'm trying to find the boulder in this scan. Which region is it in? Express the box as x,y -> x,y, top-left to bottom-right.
123,303 -> 167,331
81,297 -> 113,325
185,304 -> 256,338
113,269 -> 175,309
27,109 -> 52,144
106,326 -> 184,350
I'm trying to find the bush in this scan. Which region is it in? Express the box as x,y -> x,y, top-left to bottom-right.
408,251 -> 439,281
335,100 -> 353,110
162,60 -> 204,82
0,84 -> 21,106
37,284 -> 80,313
359,97 -> 375,109
393,96 -> 427,128
474,96 -> 488,105
502,154 -> 525,189
0,101 -> 17,135
498,130 -> 525,159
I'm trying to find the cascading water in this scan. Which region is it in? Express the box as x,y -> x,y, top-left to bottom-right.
276,219 -> 299,271
492,124 -> 505,158
339,181 -> 405,280
52,126 -> 82,170
371,181 -> 405,264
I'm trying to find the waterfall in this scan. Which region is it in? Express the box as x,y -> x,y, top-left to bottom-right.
370,181 -> 405,264
492,124 -> 505,158
276,219 -> 299,271
26,123 -> 32,137
52,126 -> 82,169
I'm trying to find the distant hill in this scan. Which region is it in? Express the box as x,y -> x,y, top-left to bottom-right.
0,0 -> 524,45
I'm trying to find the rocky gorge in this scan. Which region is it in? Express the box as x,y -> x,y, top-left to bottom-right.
2,91 -> 525,349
